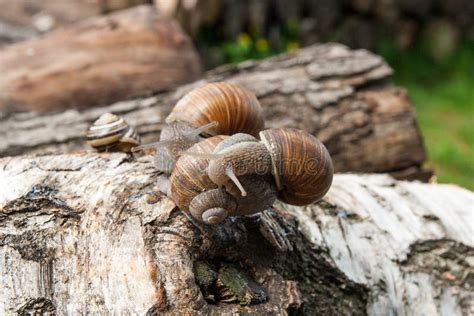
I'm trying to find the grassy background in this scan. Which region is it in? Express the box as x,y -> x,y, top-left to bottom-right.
378,42 -> 474,190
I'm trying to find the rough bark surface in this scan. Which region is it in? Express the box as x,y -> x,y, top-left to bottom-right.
0,5 -> 202,113
0,153 -> 472,315
0,44 -> 428,180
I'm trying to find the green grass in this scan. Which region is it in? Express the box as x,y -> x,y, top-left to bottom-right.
197,19 -> 300,65
377,42 -> 474,190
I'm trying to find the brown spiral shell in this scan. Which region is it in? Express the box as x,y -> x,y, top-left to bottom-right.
86,112 -> 140,153
259,128 -> 333,206
170,135 -> 227,212
166,82 -> 264,137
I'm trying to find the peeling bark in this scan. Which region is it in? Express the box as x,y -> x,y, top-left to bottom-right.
0,153 -> 471,314
0,44 -> 429,181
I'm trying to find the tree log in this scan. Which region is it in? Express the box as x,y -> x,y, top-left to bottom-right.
0,5 -> 202,113
0,0 -> 151,45
0,43 -> 429,180
0,153 -> 472,314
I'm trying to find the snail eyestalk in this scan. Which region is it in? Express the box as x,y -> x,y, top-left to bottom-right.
131,139 -> 172,153
132,121 -> 218,154
184,121 -> 218,138
180,151 -> 222,160
225,166 -> 247,197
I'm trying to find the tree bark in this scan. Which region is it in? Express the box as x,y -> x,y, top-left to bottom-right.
0,43 -> 429,181
0,0 -> 151,45
0,5 -> 202,113
0,153 -> 472,315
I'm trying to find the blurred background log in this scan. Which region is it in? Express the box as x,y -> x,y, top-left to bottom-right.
0,44 -> 430,181
0,153 -> 471,314
0,0 -> 151,45
0,5 -> 202,113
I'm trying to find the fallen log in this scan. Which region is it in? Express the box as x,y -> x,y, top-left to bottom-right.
0,153 -> 471,314
0,43 -> 429,180
0,0 -> 151,45
0,5 -> 202,113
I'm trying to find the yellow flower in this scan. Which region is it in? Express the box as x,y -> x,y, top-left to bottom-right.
287,41 -> 300,51
256,38 -> 269,53
238,33 -> 252,46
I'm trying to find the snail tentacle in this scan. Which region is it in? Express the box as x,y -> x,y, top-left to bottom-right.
132,121 -> 218,155
183,121 -> 219,138
180,151 -> 223,159
131,139 -> 172,153
225,165 -> 247,197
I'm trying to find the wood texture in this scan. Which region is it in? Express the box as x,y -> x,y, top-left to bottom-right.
0,44 -> 429,180
0,153 -> 472,314
0,5 -> 202,113
0,0 -> 150,45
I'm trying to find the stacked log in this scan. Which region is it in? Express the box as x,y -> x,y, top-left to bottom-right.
0,153 -> 471,314
0,44 -> 430,181
0,15 -> 470,313
0,0 -> 150,45
0,5 -> 202,113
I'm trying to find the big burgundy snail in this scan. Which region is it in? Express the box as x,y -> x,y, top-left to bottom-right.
170,128 -> 333,225
86,112 -> 140,153
131,82 -> 265,173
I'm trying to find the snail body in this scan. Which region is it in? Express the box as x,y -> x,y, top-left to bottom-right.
136,121 -> 218,173
132,82 -> 265,173
171,128 -> 333,225
86,112 -> 140,153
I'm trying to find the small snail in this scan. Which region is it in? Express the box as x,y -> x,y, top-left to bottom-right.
170,128 -> 333,225
86,112 -> 140,153
132,82 -> 265,173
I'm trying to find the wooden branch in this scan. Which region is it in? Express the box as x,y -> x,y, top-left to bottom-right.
0,153 -> 471,314
0,43 -> 429,180
0,5 -> 202,113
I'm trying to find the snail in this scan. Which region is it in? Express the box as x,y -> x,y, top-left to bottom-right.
131,82 -> 265,173
86,112 -> 140,153
170,135 -> 277,225
259,128 -> 333,205
167,82 -> 264,137
170,128 -> 333,225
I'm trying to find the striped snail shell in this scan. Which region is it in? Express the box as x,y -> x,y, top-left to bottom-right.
259,128 -> 333,206
166,82 -> 265,137
86,113 -> 140,153
180,128 -> 333,210
170,135 -> 228,224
